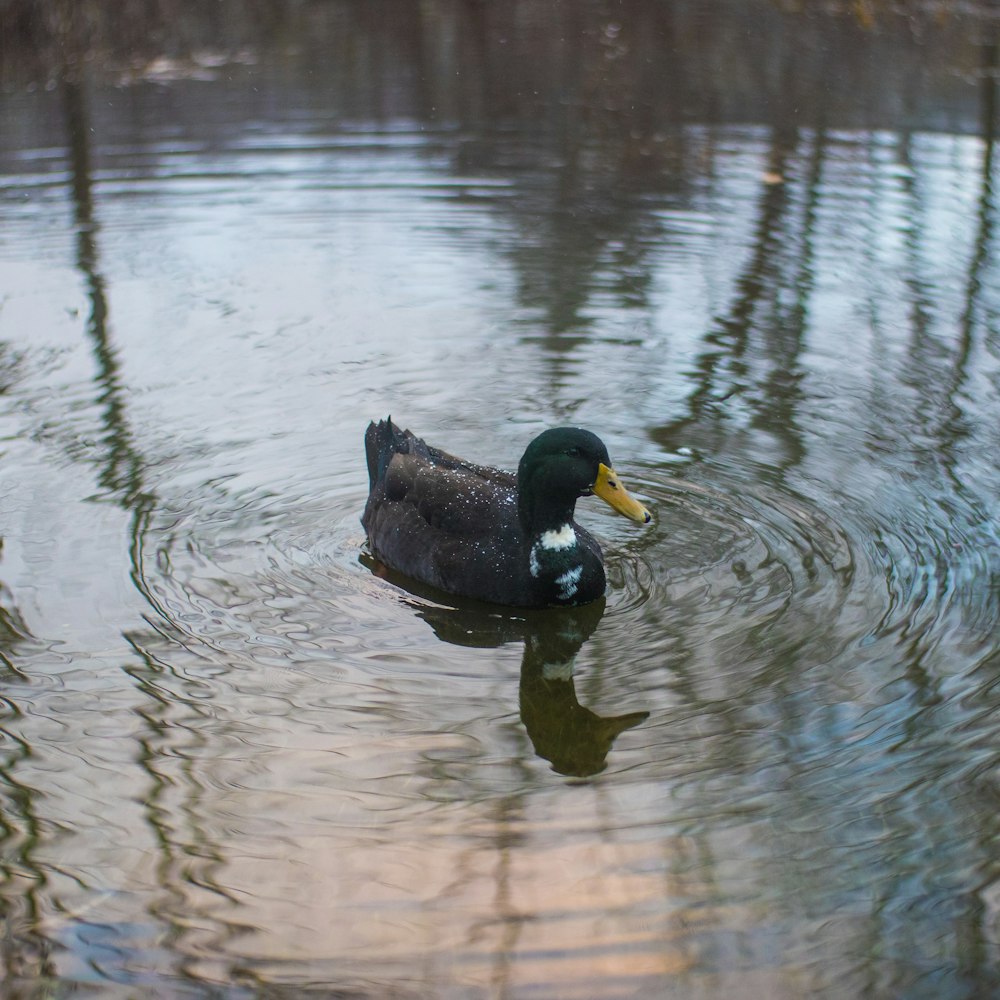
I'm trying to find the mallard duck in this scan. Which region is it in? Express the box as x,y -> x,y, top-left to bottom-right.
362,418 -> 651,608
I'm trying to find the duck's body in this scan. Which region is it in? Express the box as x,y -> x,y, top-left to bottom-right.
362,418 -> 650,608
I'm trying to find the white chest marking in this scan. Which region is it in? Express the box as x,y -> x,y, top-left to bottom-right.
539,524 -> 577,551
554,565 -> 583,600
542,657 -> 576,681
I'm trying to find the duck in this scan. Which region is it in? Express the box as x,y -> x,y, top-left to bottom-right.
362,418 -> 651,608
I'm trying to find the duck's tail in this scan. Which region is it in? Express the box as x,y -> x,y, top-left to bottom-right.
364,416 -> 430,491
364,416 -> 399,491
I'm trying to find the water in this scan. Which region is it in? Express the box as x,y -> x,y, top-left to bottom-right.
2,1 -> 999,997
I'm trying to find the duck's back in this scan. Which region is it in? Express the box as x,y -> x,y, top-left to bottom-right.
362,419 -> 534,604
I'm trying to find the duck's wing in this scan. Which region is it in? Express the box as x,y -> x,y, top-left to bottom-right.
366,454 -> 526,601
363,419 -> 530,602
365,418 -> 513,492
420,442 -> 519,493
383,451 -> 518,538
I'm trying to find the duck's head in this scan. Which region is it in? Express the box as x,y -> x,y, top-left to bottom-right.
516,427 -> 652,534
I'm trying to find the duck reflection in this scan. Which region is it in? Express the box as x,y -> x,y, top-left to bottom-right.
421,599 -> 647,777
365,558 -> 648,776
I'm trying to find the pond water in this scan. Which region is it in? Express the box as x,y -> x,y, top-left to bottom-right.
2,1 -> 1000,997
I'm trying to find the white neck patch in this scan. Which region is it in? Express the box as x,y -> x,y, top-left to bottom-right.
538,524 -> 577,551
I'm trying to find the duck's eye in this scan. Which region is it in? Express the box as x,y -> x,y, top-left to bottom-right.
565,446 -> 583,458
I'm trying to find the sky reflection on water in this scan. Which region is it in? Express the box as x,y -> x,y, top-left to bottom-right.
1,2 -> 1000,997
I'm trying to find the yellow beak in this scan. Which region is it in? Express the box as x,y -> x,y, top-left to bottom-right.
592,463 -> 652,524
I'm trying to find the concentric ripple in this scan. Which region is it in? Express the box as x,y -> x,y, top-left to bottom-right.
136,482 -> 383,673
603,472 -> 858,628
590,458 -> 998,707
136,460 -> 998,693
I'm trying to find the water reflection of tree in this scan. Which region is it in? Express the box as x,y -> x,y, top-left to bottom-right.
0,63 -> 225,993
651,124 -> 822,471
884,24 -> 997,492
455,6 -> 690,336
65,69 -> 257,985
946,25 -> 997,478
634,57 -> 1000,994
0,563 -> 32,672
886,27 -> 1000,998
0,272 -> 53,992
7,0 -> 985,337
0,537 -> 55,993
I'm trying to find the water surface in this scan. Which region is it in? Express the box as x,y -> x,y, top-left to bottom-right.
1,2 -> 999,997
